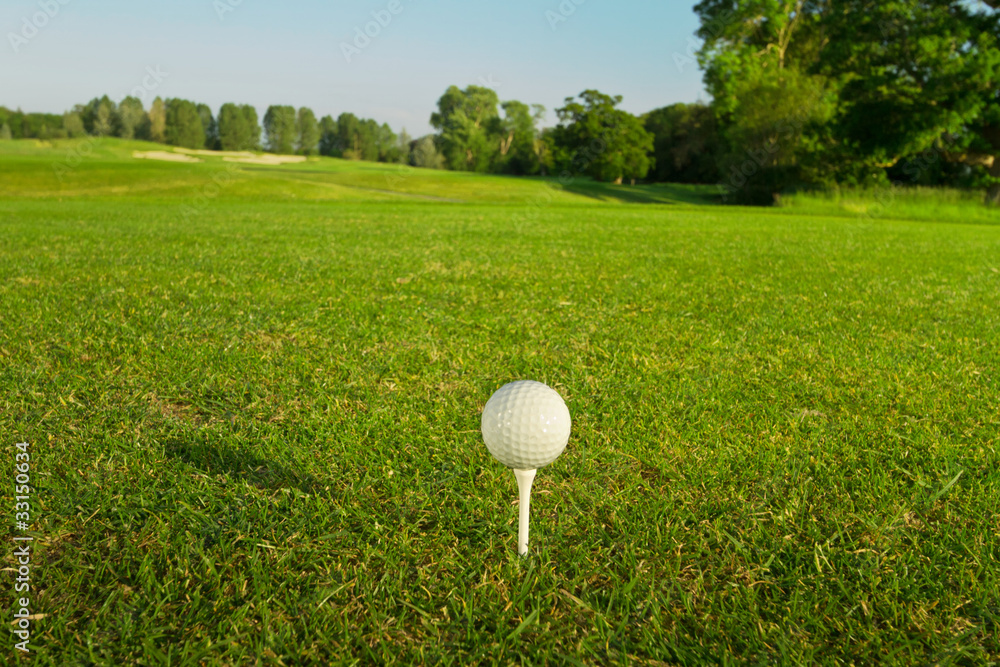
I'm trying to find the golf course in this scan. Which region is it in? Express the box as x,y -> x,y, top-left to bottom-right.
1,138 -> 998,664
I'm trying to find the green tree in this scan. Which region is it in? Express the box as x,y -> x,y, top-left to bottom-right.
164,98 -> 205,149
63,111 -> 86,138
82,96 -> 117,136
495,101 -> 544,175
241,105 -> 260,150
553,90 -> 654,183
374,122 -> 398,162
296,107 -> 320,155
396,128 -> 412,164
695,0 -> 836,201
148,97 -> 167,143
412,135 -> 444,169
430,85 -> 501,172
818,0 -> 1000,201
359,119 -> 380,161
263,105 -> 296,154
318,115 -> 339,156
643,103 -> 720,184
115,96 -> 145,140
218,103 -> 260,151
0,123 -> 11,141
218,103 -> 245,150
197,104 -> 217,150
335,112 -> 361,158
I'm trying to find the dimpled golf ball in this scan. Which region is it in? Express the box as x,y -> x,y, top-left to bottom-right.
481,380 -> 571,470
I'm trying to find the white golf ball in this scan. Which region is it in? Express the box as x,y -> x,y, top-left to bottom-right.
481,380 -> 571,470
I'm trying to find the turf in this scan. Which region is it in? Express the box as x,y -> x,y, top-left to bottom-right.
1,139 -> 998,665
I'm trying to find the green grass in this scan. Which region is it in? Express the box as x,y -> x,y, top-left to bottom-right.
780,186 -> 998,225
1,139 -> 998,665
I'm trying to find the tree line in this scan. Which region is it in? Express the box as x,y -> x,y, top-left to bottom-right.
3,0 -> 997,205
0,88 -> 661,183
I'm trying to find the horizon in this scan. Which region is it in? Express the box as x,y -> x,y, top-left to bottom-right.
1,0 -> 708,137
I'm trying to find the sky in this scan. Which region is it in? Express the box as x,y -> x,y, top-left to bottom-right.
0,0 -> 709,137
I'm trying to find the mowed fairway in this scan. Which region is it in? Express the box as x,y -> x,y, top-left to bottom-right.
1,140 -> 998,665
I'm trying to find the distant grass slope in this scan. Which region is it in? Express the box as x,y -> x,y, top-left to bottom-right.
0,137 -> 717,207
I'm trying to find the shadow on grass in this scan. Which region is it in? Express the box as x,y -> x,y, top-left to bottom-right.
162,434 -> 322,494
553,179 -> 722,205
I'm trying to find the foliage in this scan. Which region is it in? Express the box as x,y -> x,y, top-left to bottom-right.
318,115 -> 338,157
164,99 -> 206,150
430,85 -> 501,172
148,97 -> 167,144
644,102 -> 720,184
197,104 -> 218,150
115,97 -> 146,141
553,90 -> 654,183
411,135 -> 444,169
217,104 -> 260,152
296,107 -> 320,156
495,101 -> 545,176
263,105 -> 297,154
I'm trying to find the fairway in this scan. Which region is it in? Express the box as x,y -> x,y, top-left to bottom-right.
1,141 -> 999,664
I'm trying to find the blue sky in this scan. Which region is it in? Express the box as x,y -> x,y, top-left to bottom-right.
1,0 -> 708,136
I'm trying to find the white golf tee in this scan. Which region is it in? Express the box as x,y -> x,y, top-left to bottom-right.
513,468 -> 536,556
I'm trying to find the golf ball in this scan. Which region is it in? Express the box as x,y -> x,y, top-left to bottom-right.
481,380 -> 571,470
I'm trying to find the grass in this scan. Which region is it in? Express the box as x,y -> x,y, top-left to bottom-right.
1,138 -> 998,665
780,186 -> 998,225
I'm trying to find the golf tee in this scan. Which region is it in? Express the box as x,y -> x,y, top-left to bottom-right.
513,468 -> 536,556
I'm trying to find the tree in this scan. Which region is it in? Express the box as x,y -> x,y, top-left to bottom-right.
430,85 -> 501,172
695,0 -> 837,201
63,111 -> 86,138
396,128 -> 412,164
218,103 -> 245,150
496,101 -> 545,175
218,103 -> 261,151
374,122 -> 398,162
335,112 -> 361,158
0,123 -> 11,141
553,90 -> 654,183
81,96 -> 116,136
148,97 -> 167,143
164,98 -> 205,149
318,115 -> 339,156
412,135 -> 444,169
115,96 -> 145,140
643,103 -> 720,183
359,119 -> 380,161
818,0 -> 1000,202
241,105 -> 261,150
197,104 -> 217,150
296,107 -> 320,155
263,105 -> 296,154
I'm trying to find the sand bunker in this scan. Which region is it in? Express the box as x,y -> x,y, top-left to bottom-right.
222,154 -> 308,165
174,147 -> 255,158
132,151 -> 202,163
